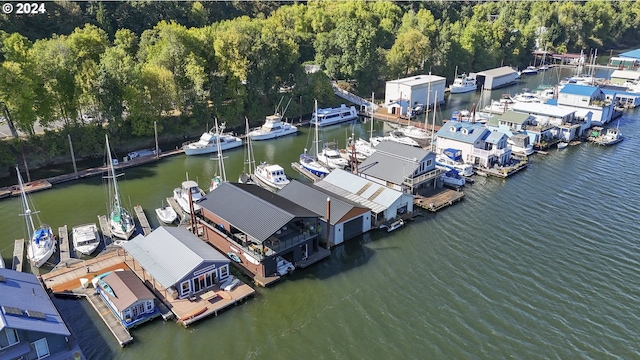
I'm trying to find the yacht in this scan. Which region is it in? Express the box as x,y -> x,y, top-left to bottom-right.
435,149 -> 474,177
173,180 -> 205,214
248,114 -> 297,141
450,73 -> 477,94
370,131 -> 420,147
317,143 -> 349,169
396,125 -> 429,140
183,122 -> 242,155
72,223 -> 100,255
441,169 -> 466,188
310,104 -> 358,127
513,89 -> 542,103
16,166 -> 55,268
521,66 -> 538,75
507,136 -> 534,156
254,163 -> 290,192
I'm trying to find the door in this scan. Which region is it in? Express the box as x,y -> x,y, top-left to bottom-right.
343,216 -> 363,242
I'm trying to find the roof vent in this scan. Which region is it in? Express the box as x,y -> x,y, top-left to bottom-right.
0,275 -> 6,283
461,128 -> 469,135
2,305 -> 23,317
26,310 -> 47,320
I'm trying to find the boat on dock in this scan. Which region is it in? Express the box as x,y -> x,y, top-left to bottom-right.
105,135 -> 136,240
183,122 -> 242,156
16,166 -> 55,268
72,223 -> 100,255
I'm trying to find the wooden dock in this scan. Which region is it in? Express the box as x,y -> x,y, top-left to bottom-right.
12,239 -> 24,272
166,197 -> 188,224
414,189 -> 465,212
134,205 -> 152,236
477,161 -> 528,178
290,162 -> 323,182
97,215 -> 113,247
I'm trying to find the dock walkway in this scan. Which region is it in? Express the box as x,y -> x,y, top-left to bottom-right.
167,197 -> 189,225
414,189 -> 465,212
134,205 -> 152,236
290,162 -> 323,183
12,239 -> 24,272
97,215 -> 113,247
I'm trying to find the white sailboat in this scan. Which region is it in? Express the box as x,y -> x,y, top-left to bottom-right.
210,118 -> 229,192
104,135 -> 136,240
17,166 -> 55,268
299,100 -> 331,177
238,117 -> 257,185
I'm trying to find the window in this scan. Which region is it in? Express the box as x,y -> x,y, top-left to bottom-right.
180,281 -> 190,297
427,159 -> 432,167
146,301 -> 153,312
219,265 -> 229,279
0,328 -> 19,349
32,338 -> 50,359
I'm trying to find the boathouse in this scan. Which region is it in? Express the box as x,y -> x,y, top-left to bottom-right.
601,88 -> 640,109
0,268 -> 84,360
435,122 -> 511,167
556,84 -> 614,125
384,74 -> 446,115
472,66 -> 518,90
609,70 -> 640,86
358,141 -> 441,195
198,182 -> 328,279
278,180 -> 371,246
610,49 -> 640,69
96,270 -> 160,329
121,227 -> 231,300
315,169 -> 414,228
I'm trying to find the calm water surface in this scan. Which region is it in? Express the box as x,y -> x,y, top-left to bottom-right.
3,68 -> 640,359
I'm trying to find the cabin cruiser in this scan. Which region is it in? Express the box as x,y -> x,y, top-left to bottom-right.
248,114 -> 297,141
254,163 -> 290,192
435,149 -> 474,177
450,73 -> 477,94
370,131 -> 420,147
72,223 -> 100,255
396,125 -> 429,140
183,123 -> 242,155
173,180 -> 205,214
317,143 -> 349,169
521,66 -> 538,75
310,104 -> 358,127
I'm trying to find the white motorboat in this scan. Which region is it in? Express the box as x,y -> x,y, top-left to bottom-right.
299,100 -> 331,177
104,135 -> 136,240
155,203 -> 178,224
450,73 -> 477,94
441,169 -> 466,188
254,162 -> 290,192
127,148 -> 157,160
173,180 -> 205,214
396,125 -> 429,140
342,138 -> 376,162
72,223 -> 100,255
557,142 -> 569,149
370,131 -> 420,147
513,89 -> 542,103
317,143 -> 349,169
248,114 -> 297,141
435,149 -> 474,177
593,126 -> 623,146
521,66 -> 538,75
183,122 -> 243,155
310,104 -> 358,127
16,166 -> 55,268
380,218 -> 404,232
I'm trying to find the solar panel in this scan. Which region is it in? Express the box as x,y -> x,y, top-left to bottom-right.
1,306 -> 23,316
26,310 -> 46,320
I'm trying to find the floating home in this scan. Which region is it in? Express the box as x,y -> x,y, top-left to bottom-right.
384,74 -> 446,116
609,70 -> 640,86
0,268 -> 85,360
435,122 -> 511,167
315,169 -> 414,228
554,84 -> 614,126
278,180 -> 372,246
198,182 -> 330,282
358,141 -> 441,195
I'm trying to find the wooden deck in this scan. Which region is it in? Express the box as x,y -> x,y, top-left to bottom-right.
166,197 -> 188,225
414,189 -> 465,212
8,179 -> 52,196
97,215 -> 113,247
41,250 -> 127,293
12,239 -> 24,272
477,161 -> 528,178
58,225 -> 71,263
134,205 -> 152,236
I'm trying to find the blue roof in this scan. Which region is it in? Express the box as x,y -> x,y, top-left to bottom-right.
619,49 -> 640,59
0,268 -> 71,336
602,88 -> 640,97
436,122 -> 488,144
484,131 -> 506,144
559,84 -> 599,97
546,99 -> 558,105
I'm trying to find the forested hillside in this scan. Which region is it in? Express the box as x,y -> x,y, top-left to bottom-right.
0,0 -> 638,172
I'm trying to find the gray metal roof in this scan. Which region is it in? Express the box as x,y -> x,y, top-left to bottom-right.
0,268 -> 71,336
122,226 -> 228,289
317,169 -> 407,213
478,66 -> 518,77
278,180 -> 367,224
360,142 -> 431,184
199,182 -> 318,243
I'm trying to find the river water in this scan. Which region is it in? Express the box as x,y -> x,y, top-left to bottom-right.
3,67 -> 640,359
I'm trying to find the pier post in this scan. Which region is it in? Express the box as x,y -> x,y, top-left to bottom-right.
326,197 -> 331,250
68,134 -> 78,179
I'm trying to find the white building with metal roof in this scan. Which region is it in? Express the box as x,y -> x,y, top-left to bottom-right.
384,74 -> 446,116
278,180 -> 371,246
122,226 -> 231,300
315,169 -> 414,227
471,66 -> 518,90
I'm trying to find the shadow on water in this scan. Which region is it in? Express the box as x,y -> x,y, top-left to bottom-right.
51,296 -> 114,360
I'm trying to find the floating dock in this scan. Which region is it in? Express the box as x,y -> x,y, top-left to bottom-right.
134,205 -> 152,236
476,161 -> 528,178
166,197 -> 188,224
414,189 -> 465,212
97,215 -> 113,247
290,162 -> 323,183
12,239 -> 24,272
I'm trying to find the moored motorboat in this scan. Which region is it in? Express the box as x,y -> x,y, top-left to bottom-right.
450,73 -> 477,94
557,142 -> 569,149
16,166 -> 55,268
435,149 -> 474,177
521,66 -> 538,75
254,162 -> 290,192
441,169 -> 466,188
248,114 -> 297,141
155,204 -> 178,224
370,131 -> 420,147
592,127 -> 623,146
72,223 -> 100,255
183,122 -> 242,155
310,104 -> 358,127
396,125 -> 429,140
173,180 -> 205,214
317,143 -> 349,169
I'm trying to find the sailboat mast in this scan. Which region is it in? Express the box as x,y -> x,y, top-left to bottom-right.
425,71 -> 432,129
105,135 -> 121,211
214,118 -> 227,182
370,92 -> 375,140
17,166 -> 35,238
431,91 -> 438,152
314,99 -> 319,158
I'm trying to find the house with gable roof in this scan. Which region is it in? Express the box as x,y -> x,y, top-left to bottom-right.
436,122 -> 511,167
0,268 -> 85,360
556,84 -> 614,125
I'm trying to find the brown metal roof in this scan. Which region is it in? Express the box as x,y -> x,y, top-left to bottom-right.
103,271 -> 155,311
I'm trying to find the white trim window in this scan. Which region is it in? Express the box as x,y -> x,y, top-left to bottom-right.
32,338 -> 50,359
180,281 -> 191,298
0,328 -> 19,349
219,265 -> 229,279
